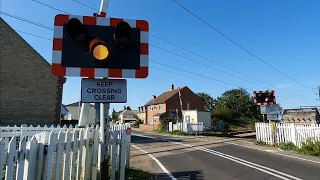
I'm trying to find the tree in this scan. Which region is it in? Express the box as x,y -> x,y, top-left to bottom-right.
213,88 -> 261,128
196,92 -> 216,111
211,107 -> 233,131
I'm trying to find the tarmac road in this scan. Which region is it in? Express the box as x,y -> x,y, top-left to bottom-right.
131,130 -> 320,180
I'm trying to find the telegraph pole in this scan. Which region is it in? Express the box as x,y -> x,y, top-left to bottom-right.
312,86 -> 320,106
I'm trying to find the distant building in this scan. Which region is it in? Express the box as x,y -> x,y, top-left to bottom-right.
182,110 -> 211,130
141,84 -> 205,130
61,104 -> 69,118
282,108 -> 320,124
64,102 -> 96,124
0,17 -> 66,126
118,106 -> 138,124
137,106 -> 147,123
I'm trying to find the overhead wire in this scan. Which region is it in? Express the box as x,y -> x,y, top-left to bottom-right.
171,0 -> 315,92
0,11 -> 261,90
0,10 -> 298,103
6,24 -> 291,103
7,28 -> 239,89
68,0 -> 307,99
0,1 -> 299,103
150,59 -> 251,89
31,0 -> 69,14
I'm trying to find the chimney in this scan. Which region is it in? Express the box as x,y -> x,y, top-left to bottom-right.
171,84 -> 174,91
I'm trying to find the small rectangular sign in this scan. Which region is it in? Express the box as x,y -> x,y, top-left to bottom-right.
81,78 -> 127,103
267,114 -> 279,120
260,104 -> 281,114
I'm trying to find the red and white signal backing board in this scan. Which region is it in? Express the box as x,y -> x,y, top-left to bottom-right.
253,90 -> 277,106
52,14 -> 149,78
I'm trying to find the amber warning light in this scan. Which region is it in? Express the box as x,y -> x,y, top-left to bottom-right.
89,38 -> 109,60
66,18 -> 109,61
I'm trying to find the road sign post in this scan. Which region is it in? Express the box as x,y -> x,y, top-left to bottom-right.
267,114 -> 279,121
254,90 -> 281,123
81,79 -> 127,103
51,0 -> 149,178
260,104 -> 281,114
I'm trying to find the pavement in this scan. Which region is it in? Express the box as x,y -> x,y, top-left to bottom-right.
130,129 -> 320,180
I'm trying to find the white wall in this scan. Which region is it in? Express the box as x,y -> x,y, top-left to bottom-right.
183,110 -> 211,130
183,110 -> 198,123
65,106 -> 96,124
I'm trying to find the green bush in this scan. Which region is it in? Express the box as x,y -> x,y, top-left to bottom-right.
254,140 -> 266,146
279,142 -> 297,151
2,163 -> 6,180
168,130 -> 188,136
297,138 -> 320,157
135,119 -> 142,128
156,116 -> 172,132
124,168 -> 154,180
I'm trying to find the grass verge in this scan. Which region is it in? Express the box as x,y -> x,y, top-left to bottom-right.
167,130 -> 188,136
254,138 -> 320,157
123,168 -> 155,180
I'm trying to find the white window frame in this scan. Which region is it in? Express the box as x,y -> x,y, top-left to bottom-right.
150,105 -> 154,111
159,104 -> 162,110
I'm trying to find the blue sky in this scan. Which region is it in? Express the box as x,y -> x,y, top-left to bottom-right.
1,0 -> 320,112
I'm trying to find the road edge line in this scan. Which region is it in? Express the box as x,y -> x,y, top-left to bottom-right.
225,142 -> 320,165
131,144 -> 177,180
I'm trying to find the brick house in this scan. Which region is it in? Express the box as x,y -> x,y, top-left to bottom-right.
140,84 -> 204,130
0,17 -> 66,126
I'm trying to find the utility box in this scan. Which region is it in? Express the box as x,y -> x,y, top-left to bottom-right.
182,110 -> 211,130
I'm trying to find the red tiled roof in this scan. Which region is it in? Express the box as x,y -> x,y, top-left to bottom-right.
145,86 -> 187,106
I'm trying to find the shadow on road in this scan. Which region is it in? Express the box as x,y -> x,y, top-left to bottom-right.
201,134 -> 256,139
131,135 -> 183,144
153,170 -> 204,180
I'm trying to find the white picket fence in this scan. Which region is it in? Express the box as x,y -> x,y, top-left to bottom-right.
169,122 -> 204,134
0,123 -> 131,180
255,123 -> 320,147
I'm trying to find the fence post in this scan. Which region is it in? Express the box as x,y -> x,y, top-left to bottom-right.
111,131 -> 118,180
23,136 -> 38,180
16,136 -> 27,180
290,123 -> 297,145
119,131 -> 127,180
255,123 -> 259,141
125,127 -> 131,168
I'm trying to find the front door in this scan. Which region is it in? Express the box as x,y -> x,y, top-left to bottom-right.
186,116 -> 190,123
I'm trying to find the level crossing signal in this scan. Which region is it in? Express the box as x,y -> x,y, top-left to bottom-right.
253,90 -> 277,106
51,14 -> 149,79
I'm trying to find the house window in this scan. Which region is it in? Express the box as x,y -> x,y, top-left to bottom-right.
151,105 -> 154,111
187,103 -> 190,110
159,104 -> 162,110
